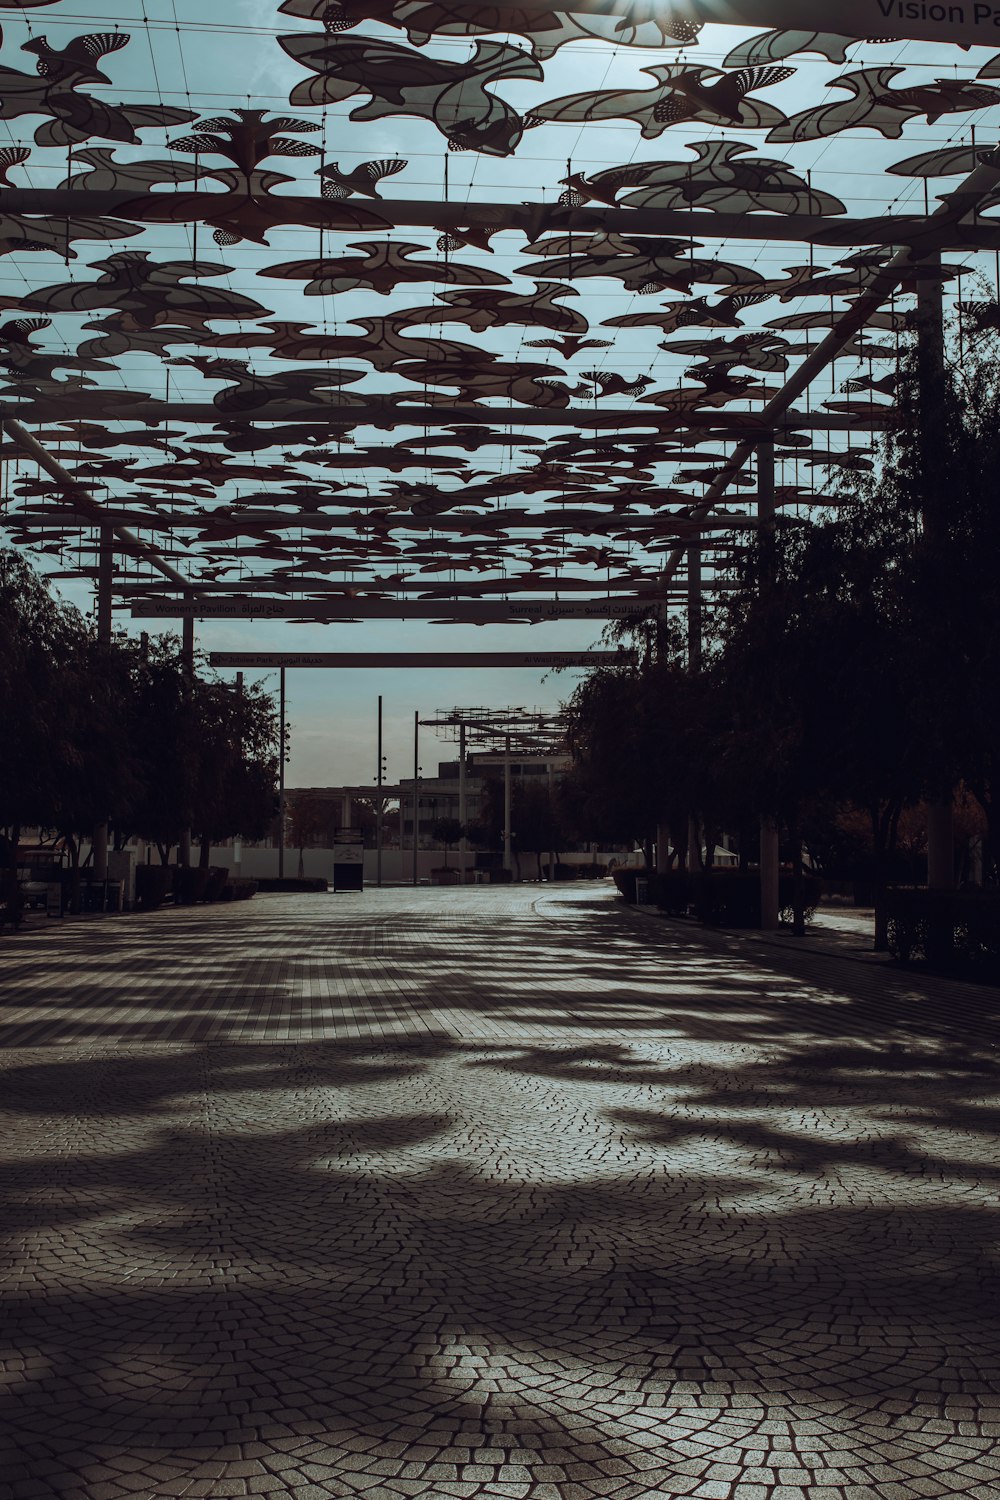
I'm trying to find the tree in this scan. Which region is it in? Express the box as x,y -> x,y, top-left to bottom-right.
510,782 -> 560,881
125,635 -> 199,863
49,631 -> 144,907
0,549 -> 88,863
191,677 -> 279,867
431,816 -> 464,868
286,792 -> 333,877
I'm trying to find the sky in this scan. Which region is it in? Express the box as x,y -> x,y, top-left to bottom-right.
3,0 -> 999,784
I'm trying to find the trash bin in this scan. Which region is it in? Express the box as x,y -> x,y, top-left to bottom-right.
635,878 -> 650,905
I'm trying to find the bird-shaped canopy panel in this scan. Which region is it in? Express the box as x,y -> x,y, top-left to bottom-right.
0,0 -> 997,623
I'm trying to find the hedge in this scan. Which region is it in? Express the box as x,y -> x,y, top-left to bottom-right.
255,876 -> 329,893
694,869 -> 821,928
886,887 -> 1000,979
614,867 -> 820,928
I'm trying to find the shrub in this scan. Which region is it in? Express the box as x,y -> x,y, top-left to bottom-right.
255,876 -> 329,892
174,866 -> 210,905
204,866 -> 230,902
694,869 -> 821,929
886,887 -> 1000,978
135,863 -> 173,910
653,870 -> 693,916
221,877 -> 258,901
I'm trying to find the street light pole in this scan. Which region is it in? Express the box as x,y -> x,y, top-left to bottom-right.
412,709 -> 420,887
503,732 -> 513,879
179,613 -> 195,870
756,439 -> 781,931
376,694 -> 383,889
278,666 -> 286,880
458,720 -> 467,886
93,526 -> 113,883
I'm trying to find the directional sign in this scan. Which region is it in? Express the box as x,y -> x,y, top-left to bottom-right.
130,599 -> 663,622
209,652 -> 632,669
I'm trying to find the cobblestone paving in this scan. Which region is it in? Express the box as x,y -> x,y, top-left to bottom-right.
2,886 -> 1000,1499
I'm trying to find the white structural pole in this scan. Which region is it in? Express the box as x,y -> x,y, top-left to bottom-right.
760,818 -> 782,930
376,695 -> 384,888
277,666 -> 286,879
412,710 -> 420,886
687,542 -> 703,874
458,721 -> 468,885
918,254 -> 955,890
92,527 -> 114,883
179,614 -> 195,869
756,439 -> 781,930
503,733 -> 513,878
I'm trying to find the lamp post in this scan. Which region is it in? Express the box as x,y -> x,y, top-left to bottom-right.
412,709 -> 420,887
503,732 -> 513,879
277,666 -> 286,879
376,694 -> 383,888
458,720 -> 468,885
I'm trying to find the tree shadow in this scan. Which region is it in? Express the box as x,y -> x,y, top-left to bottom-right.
3,894 -> 1000,1492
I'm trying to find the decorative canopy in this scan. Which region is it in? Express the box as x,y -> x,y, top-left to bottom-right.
0,0 -> 997,626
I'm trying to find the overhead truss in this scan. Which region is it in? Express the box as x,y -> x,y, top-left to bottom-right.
1,1 -> 999,625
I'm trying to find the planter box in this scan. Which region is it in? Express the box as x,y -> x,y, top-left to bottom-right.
430,868 -> 461,886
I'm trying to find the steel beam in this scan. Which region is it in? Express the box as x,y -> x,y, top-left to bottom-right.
656,145 -> 1000,581
131,597 -> 663,622
209,651 -> 631,668
1,417 -> 196,592
3,190 -> 1000,252
0,402 -> 890,433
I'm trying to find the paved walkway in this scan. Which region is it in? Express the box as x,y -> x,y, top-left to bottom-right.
2,886 -> 999,1500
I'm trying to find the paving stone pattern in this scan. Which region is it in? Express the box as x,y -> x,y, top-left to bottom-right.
2,886 -> 1000,1500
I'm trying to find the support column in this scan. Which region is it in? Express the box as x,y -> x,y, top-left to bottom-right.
503,733 -> 513,878
376,694 -> 384,888
276,665 -> 285,879
412,711 -> 420,886
757,438 -> 781,929
687,543 -> 703,874
92,527 -> 113,882
760,817 -> 781,931
917,253 -> 955,890
179,614 -> 195,869
458,721 -> 468,885
343,792 -> 353,830
686,542 -> 703,672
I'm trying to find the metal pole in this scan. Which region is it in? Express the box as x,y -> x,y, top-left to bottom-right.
412,709 -> 419,886
278,666 -> 286,879
503,732 -> 513,878
458,720 -> 468,885
179,614 -> 195,870
376,694 -> 383,888
547,757 -> 557,883
687,542 -> 703,875
917,253 -> 955,891
232,673 -> 244,873
92,526 -> 113,883
756,438 -> 781,930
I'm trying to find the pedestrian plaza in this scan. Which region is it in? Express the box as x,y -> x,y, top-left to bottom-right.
2,886 -> 999,1500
